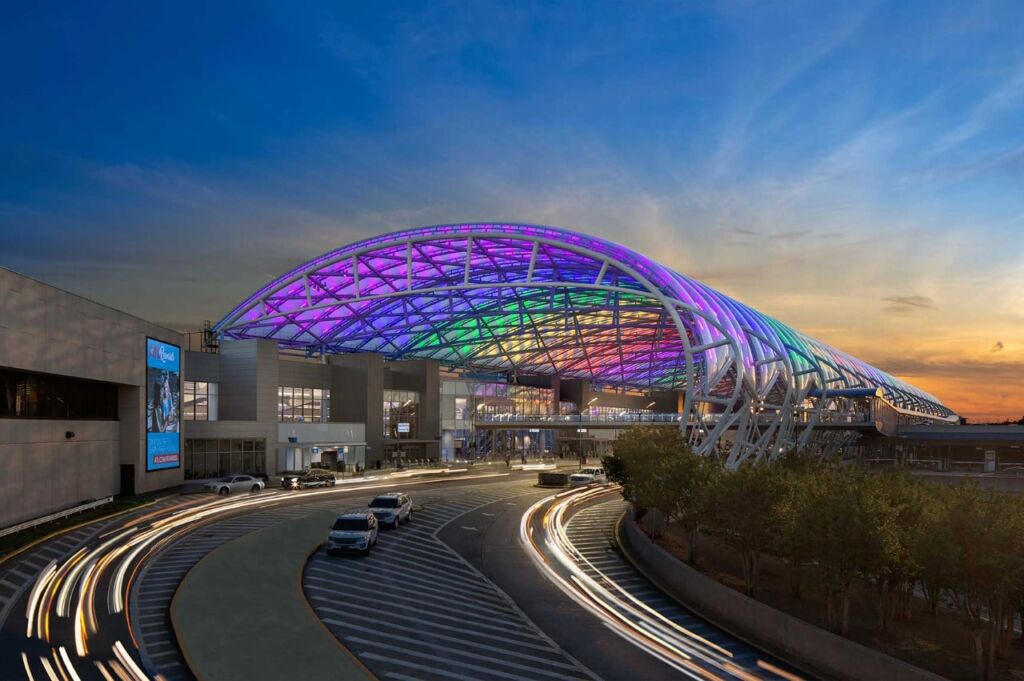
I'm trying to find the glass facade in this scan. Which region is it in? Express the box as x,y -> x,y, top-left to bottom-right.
472,383 -> 555,416
439,379 -> 563,460
279,387 -> 330,422
440,379 -> 561,429
585,405 -> 653,418
183,438 -> 266,479
182,381 -> 218,421
0,368 -> 118,420
383,389 -> 418,438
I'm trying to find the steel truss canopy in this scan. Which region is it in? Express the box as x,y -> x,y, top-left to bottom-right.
216,223 -> 957,463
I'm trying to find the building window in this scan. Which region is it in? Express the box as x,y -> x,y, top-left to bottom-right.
279,387 -> 330,422
184,438 -> 266,479
383,389 -> 418,438
182,381 -> 218,421
0,368 -> 118,420
584,405 -> 652,418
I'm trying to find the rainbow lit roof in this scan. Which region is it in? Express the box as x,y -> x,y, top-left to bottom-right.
215,223 -> 954,421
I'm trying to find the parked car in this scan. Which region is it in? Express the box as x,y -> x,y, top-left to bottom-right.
205,474 -> 265,495
368,493 -> 412,529
568,467 -> 608,487
280,468 -> 336,490
326,512 -> 378,556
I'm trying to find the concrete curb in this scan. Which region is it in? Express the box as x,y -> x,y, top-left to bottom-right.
618,509 -> 948,681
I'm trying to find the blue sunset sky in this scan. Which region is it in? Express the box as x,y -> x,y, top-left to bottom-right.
1,1 -> 1022,418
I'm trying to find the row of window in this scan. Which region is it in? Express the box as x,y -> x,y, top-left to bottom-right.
182,381 -> 218,421
383,389 -> 418,438
183,438 -> 266,479
184,383 -> 333,422
279,386 -> 330,422
0,368 -> 118,420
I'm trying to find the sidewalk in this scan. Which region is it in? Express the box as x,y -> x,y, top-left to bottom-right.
171,510 -> 374,681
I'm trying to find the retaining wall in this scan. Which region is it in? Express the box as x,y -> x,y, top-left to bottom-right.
619,511 -> 947,681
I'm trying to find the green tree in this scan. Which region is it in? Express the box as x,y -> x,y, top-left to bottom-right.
871,470 -> 927,631
913,485 -> 959,617
775,465 -> 814,599
606,426 -> 688,531
944,483 -> 1024,680
711,462 -> 787,595
793,465 -> 895,636
659,445 -> 721,565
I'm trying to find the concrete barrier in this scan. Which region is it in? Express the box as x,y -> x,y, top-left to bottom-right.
619,511 -> 947,681
538,472 -> 568,487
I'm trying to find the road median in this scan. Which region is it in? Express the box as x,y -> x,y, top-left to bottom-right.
171,509 -> 375,681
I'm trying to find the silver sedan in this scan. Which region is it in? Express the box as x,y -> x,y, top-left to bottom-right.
205,475 -> 265,495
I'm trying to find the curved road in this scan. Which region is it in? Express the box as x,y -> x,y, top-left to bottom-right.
1,473 -> 804,681
520,486 -> 803,680
0,471 -> 514,681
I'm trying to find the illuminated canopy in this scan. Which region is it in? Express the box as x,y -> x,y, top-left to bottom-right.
216,223 -> 956,463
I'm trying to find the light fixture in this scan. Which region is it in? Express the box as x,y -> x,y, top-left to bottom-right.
645,401 -> 656,409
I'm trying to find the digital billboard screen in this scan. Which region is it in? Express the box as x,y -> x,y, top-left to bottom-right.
146,338 -> 181,471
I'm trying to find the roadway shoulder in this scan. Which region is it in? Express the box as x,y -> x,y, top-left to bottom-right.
171,508 -> 375,681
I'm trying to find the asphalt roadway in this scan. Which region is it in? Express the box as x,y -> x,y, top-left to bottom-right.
0,469 -> 800,681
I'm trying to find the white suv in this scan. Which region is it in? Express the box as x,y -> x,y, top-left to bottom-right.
326,512 -> 378,556
368,493 -> 412,529
569,467 -> 608,487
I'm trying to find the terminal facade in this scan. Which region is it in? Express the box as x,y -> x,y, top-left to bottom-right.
1,223 -> 965,530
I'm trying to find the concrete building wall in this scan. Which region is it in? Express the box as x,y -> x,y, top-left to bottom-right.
328,353 -> 384,466
185,420 -> 276,440
185,352 -> 221,383
277,358 -> 329,389
185,346 -> 388,473
217,339 -> 280,423
0,267 -> 184,529
387,359 -> 441,458
0,420 -> 120,530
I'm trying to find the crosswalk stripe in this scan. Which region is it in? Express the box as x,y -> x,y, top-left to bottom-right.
307,572 -> 518,620
321,608 -> 559,653
359,654 -> 487,681
308,562 -> 506,604
308,585 -> 530,632
347,637 -> 588,681
329,619 -> 580,671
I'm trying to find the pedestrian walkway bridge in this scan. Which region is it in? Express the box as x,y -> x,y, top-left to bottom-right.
475,387 -> 957,439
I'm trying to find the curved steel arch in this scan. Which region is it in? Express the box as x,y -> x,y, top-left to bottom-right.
215,223 -> 957,464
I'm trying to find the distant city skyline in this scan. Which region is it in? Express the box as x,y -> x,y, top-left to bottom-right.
1,1 -> 1021,420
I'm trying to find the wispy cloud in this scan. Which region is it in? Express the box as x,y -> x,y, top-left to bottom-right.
1,1 -> 1022,420
881,295 -> 936,313
932,63 -> 1024,154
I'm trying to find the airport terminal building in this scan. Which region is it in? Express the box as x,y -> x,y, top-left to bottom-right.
2,223 -> 969,530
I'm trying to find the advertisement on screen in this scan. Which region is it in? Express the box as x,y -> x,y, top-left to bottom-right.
146,338 -> 181,471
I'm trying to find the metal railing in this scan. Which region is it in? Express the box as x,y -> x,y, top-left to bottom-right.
0,496 -> 114,539
475,413 -> 684,425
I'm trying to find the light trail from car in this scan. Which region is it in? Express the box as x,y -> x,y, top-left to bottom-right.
520,485 -> 796,681
16,471 -> 511,681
